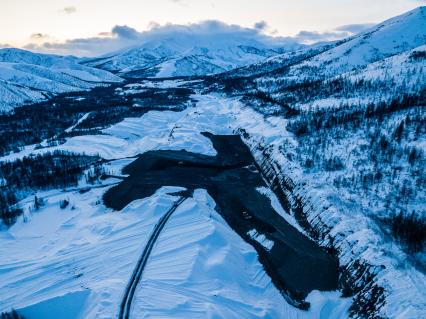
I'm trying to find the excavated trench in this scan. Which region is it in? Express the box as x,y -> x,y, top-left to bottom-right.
103,132 -> 339,309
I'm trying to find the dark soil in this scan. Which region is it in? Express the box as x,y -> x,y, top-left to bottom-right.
103,132 -> 339,309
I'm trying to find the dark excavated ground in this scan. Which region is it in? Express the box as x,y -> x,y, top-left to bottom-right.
103,132 -> 339,309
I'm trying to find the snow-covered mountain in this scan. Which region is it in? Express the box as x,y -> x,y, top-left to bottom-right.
230,6 -> 426,82
300,6 -> 426,77
244,7 -> 426,110
82,30 -> 301,78
0,49 -> 122,112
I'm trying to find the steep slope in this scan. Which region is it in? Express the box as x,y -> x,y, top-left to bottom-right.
82,30 -> 300,78
0,49 -> 122,112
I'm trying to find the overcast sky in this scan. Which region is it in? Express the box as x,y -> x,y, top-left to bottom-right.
0,0 -> 424,55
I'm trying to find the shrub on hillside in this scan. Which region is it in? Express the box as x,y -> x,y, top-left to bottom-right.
387,211 -> 426,253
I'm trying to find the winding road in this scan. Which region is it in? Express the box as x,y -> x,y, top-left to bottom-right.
118,195 -> 188,319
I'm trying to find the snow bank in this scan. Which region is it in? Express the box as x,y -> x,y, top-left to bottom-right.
247,229 -> 275,251
19,290 -> 90,319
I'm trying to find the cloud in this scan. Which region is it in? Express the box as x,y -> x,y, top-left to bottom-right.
111,25 -> 139,39
62,6 -> 77,14
294,30 -> 350,44
20,19 -> 376,57
294,22 -> 374,44
253,21 -> 279,35
30,33 -> 50,40
24,20 -> 298,57
254,21 -> 268,31
335,23 -> 375,34
0,43 -> 12,49
98,32 -> 113,37
16,18 -> 379,57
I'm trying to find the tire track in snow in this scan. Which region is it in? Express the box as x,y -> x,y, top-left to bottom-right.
118,195 -> 188,319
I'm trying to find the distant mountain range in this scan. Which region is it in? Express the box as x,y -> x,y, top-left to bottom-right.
0,49 -> 121,112
0,7 -> 425,112
80,31 -> 300,78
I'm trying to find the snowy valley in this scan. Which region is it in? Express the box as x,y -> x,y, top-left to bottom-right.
0,6 -> 425,319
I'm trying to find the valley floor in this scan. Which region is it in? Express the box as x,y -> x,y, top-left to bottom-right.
0,88 -> 352,318
0,85 -> 424,318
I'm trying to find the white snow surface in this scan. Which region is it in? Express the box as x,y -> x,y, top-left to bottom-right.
247,229 -> 275,251
256,187 -> 307,236
64,112 -> 91,133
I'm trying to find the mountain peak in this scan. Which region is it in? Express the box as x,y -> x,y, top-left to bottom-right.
82,26 -> 300,78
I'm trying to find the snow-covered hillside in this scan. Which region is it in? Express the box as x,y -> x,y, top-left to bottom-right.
296,6 -> 424,78
302,6 -> 426,76
207,8 -> 425,318
82,30 -> 300,78
233,7 -> 426,114
249,6 -> 426,103
0,49 -> 122,112
291,45 -> 426,111
1,88 -> 424,318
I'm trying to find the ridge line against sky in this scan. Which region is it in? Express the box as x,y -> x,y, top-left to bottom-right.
1,0 -> 425,56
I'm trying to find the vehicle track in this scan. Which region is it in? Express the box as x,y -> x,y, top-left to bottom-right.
118,195 -> 188,319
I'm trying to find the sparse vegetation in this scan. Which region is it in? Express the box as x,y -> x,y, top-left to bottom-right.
0,310 -> 25,319
288,94 -> 425,257
0,85 -> 194,157
0,151 -> 103,225
386,211 -> 426,252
